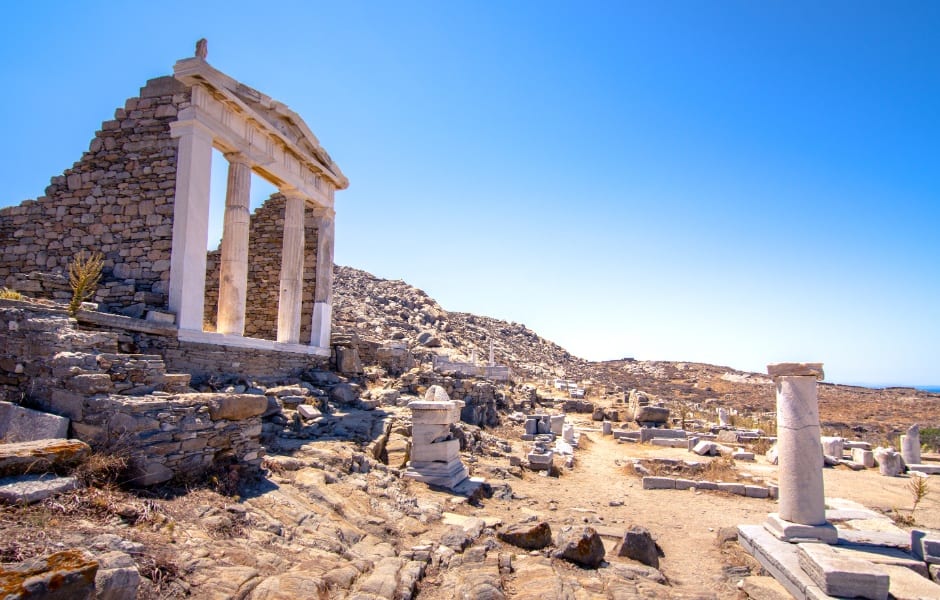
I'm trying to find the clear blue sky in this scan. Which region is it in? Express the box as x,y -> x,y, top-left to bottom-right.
1,2 -> 937,386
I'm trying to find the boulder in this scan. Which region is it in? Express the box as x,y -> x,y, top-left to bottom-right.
329,383 -> 359,405
553,526 -> 605,568
618,525 -> 661,568
635,405 -> 669,424
497,521 -> 552,550
95,551 -> 141,600
0,549 -> 98,598
424,385 -> 451,403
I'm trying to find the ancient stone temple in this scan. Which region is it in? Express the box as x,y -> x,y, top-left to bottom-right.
0,41 -> 347,362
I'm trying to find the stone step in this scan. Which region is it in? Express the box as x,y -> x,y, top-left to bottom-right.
798,542 -> 889,600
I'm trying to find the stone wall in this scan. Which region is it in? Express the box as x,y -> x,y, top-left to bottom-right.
0,301 -> 267,485
0,77 -> 191,316
204,194 -> 321,341
397,370 -> 505,428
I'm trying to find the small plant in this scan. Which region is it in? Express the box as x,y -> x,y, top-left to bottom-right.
67,250 -> 103,316
908,474 -> 929,518
0,287 -> 25,300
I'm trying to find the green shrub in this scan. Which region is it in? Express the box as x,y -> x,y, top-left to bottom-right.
921,427 -> 940,453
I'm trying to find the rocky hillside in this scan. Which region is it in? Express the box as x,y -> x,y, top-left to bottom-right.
333,265 -> 591,380
334,265 -> 940,440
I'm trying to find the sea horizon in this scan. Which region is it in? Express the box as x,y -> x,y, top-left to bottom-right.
838,382 -> 940,393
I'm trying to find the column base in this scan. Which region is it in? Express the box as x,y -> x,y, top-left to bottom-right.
764,513 -> 838,544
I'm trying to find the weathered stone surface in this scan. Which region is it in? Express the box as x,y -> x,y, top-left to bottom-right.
0,473 -> 80,504
0,549 -> 98,599
642,477 -> 675,490
911,529 -> 940,564
634,405 -> 669,424
766,362 -> 824,379
203,394 -> 268,421
497,521 -> 552,550
873,446 -> 903,476
880,564 -> 940,599
797,542 -> 888,600
0,438 -> 91,477
0,401 -> 69,443
95,551 -> 141,600
249,572 -> 328,599
553,526 -> 605,568
740,575 -> 792,600
617,525 -> 660,568
329,383 -> 359,405
900,424 -> 921,465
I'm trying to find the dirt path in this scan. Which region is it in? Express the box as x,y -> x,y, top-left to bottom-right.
449,421 -> 940,598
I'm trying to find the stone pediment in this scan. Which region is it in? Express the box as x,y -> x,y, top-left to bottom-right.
173,56 -> 348,192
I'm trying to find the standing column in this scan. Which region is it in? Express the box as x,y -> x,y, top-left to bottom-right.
216,152 -> 251,335
310,206 -> 335,348
168,117 -> 214,331
764,362 -> 837,543
277,190 -> 306,343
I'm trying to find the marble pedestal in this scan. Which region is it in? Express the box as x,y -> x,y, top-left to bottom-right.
900,424 -> 921,465
404,387 -> 475,492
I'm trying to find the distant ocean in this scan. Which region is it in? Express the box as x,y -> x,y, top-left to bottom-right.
918,386 -> 940,394
842,383 -> 940,393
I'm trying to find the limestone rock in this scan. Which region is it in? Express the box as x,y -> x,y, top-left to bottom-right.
0,401 -> 70,443
0,473 -> 81,504
497,521 -> 552,550
202,394 -> 268,421
617,525 -> 661,568
0,549 -> 98,599
329,383 -> 359,405
741,575 -> 792,600
95,551 -> 141,600
0,438 -> 91,477
249,573 -> 328,599
552,526 -> 605,568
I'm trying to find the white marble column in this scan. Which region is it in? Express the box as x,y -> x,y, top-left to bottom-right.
216,152 -> 251,336
277,190 -> 306,343
900,424 -> 921,465
310,206 -> 335,348
168,118 -> 214,331
764,362 -> 837,543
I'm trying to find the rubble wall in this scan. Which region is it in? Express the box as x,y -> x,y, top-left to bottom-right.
0,77 -> 191,315
204,193 -> 322,342
0,302 -> 266,485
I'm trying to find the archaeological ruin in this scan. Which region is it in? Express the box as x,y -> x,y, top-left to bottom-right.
0,41 -> 347,373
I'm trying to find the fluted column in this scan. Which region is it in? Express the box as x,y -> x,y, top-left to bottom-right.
277,190 -> 306,343
216,152 -> 251,335
310,205 -> 335,348
168,118 -> 214,331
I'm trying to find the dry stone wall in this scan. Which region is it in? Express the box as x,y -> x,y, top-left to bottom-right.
0,301 -> 267,485
0,77 -> 191,316
204,193 -> 321,341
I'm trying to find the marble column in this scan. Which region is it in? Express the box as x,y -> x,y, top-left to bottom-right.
216,152 -> 251,335
168,118 -> 214,331
276,190 -> 306,343
764,362 -> 837,543
900,424 -> 921,466
310,206 -> 335,348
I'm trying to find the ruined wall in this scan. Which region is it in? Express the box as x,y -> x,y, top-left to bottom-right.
0,301 -> 266,485
203,194 -> 321,341
0,77 -> 191,316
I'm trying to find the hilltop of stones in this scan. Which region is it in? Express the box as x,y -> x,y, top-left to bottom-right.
334,264 -> 940,439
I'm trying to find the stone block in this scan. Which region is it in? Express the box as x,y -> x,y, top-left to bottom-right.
411,438 -> 460,463
0,474 -> 81,504
0,549 -> 98,598
798,542 -> 888,600
0,438 -> 91,477
879,564 -> 940,600
674,478 -> 697,490
642,477 -> 675,490
696,480 -> 718,490
95,550 -> 141,600
873,447 -> 903,476
912,530 -> 940,564
732,451 -> 755,461
692,441 -> 717,456
764,513 -> 838,544
717,482 -> 746,495
203,394 -> 268,421
745,485 -> 770,499
906,463 -> 940,475
851,448 -> 875,468
0,401 -> 69,442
